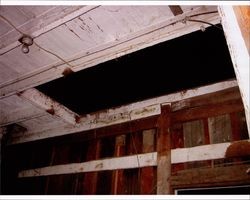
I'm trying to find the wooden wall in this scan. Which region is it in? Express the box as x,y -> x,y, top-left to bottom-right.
2,87 -> 249,194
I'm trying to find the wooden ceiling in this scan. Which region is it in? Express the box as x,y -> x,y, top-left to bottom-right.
0,5 -> 224,144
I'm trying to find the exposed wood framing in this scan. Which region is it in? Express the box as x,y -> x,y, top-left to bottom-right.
219,6 -> 250,135
19,88 -> 79,125
18,152 -> 157,178
0,6 -> 99,55
171,140 -> 250,164
171,164 -> 250,188
111,135 -> 125,194
169,6 -> 183,16
9,80 -> 237,145
171,99 -> 244,124
157,106 -> 171,194
0,6 -> 219,99
141,129 -> 156,194
83,139 -> 100,194
0,108 -> 46,127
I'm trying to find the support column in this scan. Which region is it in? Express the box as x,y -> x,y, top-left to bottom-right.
157,105 -> 171,194
219,6 -> 250,136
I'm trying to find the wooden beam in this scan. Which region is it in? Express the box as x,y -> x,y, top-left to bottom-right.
0,108 -> 46,127
9,80 -> 237,145
0,6 -> 99,55
171,140 -> 250,164
18,152 -> 157,178
157,106 -> 171,194
0,6 -> 220,99
171,164 -> 250,188
19,88 -> 79,125
219,6 -> 250,135
171,99 -> 244,124
141,129 -> 156,194
169,6 -> 183,16
83,139 -> 100,194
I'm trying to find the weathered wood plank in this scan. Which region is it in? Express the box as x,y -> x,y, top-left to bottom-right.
157,106 -> 171,194
18,152 -> 157,178
83,139 -> 100,194
19,88 -> 79,125
141,129 -> 156,194
9,80 -> 237,145
171,164 -> 250,187
171,140 -> 250,164
111,135 -> 125,194
171,99 -> 244,124
208,114 -> 232,144
171,87 -> 241,112
0,6 -> 220,99
219,6 -> 250,135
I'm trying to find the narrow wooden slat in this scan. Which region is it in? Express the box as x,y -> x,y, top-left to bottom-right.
18,152 -> 157,178
83,140 -> 100,194
111,135 -> 125,194
141,129 -> 155,194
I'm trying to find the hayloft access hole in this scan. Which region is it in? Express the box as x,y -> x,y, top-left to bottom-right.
37,24 -> 235,115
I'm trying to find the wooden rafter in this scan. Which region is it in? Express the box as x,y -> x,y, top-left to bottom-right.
19,88 -> 79,125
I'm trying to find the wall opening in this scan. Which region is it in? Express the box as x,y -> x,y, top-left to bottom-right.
37,24 -> 236,115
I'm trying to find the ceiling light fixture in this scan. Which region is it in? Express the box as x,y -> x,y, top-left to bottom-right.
18,35 -> 33,54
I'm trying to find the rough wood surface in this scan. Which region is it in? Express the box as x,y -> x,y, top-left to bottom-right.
18,152 -> 157,178
171,164 -> 250,187
157,106 -> 171,194
171,99 -> 244,124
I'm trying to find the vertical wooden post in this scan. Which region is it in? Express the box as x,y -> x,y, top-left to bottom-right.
111,135 -> 125,194
157,105 -> 171,194
219,6 -> 250,136
141,129 -> 156,194
83,139 -> 100,194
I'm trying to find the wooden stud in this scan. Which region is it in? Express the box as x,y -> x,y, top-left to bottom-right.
83,139 -> 100,194
141,129 -> 156,194
156,105 -> 171,194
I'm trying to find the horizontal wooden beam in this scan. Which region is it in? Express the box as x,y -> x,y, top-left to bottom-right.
171,99 -> 244,123
0,6 -> 219,99
19,88 -> 79,125
9,80 -> 237,145
18,152 -> 157,178
171,140 -> 250,164
171,164 -> 250,188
